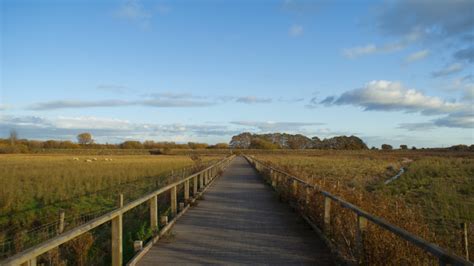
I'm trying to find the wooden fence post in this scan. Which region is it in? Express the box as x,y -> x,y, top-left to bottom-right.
184,180 -> 190,203
199,173 -> 204,190
292,180 -> 298,198
305,187 -> 311,205
463,222 -> 469,261
170,186 -> 177,217
324,196 -> 331,232
20,258 -> 37,266
58,210 -> 65,235
193,175 -> 198,195
356,215 -> 368,264
112,194 -> 123,266
160,215 -> 168,226
149,195 -> 158,232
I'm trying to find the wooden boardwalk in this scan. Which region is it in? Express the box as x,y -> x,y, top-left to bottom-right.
138,156 -> 334,265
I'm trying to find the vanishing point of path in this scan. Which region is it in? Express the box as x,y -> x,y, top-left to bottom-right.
138,156 -> 334,265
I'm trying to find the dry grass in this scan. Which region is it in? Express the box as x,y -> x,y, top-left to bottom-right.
254,151 -> 473,264
0,153 -> 222,258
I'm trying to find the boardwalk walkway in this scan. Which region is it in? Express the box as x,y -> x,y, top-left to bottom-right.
138,156 -> 334,265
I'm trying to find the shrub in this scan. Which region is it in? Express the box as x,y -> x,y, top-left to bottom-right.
381,144 -> 393,150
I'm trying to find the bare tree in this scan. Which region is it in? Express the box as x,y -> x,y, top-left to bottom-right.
9,129 -> 18,146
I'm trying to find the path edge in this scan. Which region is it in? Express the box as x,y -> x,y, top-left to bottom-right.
127,165 -> 226,266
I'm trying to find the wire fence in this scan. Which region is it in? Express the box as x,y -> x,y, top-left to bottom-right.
0,160 -> 218,259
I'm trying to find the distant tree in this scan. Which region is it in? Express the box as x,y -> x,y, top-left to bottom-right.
9,129 -> 18,146
381,144 -> 393,150
400,145 -> 408,150
213,143 -> 229,149
249,138 -> 279,149
120,141 -> 144,149
370,146 -> 378,150
77,132 -> 93,145
411,146 -> 417,150
143,140 -> 156,149
188,142 -> 208,149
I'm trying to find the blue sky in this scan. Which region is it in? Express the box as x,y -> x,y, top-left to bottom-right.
1,0 -> 473,147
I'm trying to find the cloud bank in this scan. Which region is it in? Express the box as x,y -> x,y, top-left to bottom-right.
316,80 -> 473,129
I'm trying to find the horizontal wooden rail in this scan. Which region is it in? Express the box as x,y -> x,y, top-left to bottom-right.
244,155 -> 472,266
1,155 -> 235,266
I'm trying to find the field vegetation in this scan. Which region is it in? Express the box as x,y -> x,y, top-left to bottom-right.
254,150 -> 473,264
0,154 -> 222,260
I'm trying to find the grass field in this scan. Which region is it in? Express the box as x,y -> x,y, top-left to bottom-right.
0,154 -> 222,259
254,151 -> 473,262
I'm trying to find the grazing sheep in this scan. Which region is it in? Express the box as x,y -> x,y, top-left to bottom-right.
85,159 -> 92,163
92,158 -> 98,161
72,157 -> 79,161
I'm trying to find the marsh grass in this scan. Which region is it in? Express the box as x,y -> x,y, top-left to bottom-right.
0,154 -> 221,258
255,151 -> 473,263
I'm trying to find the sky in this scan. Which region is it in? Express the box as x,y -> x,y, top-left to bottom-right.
0,0 -> 473,147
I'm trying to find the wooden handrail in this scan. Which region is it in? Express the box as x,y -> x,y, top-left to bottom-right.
1,155 -> 235,266
244,155 -> 472,266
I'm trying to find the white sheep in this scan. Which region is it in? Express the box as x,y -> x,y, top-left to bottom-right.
72,157 -> 79,161
92,158 -> 98,161
85,159 -> 93,163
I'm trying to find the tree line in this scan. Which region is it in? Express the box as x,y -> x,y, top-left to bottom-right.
0,131 -> 229,154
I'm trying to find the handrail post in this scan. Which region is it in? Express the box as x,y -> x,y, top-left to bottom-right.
463,222 -> 469,261
193,175 -> 198,195
149,195 -> 158,232
58,210 -> 65,235
356,215 -> 368,265
112,193 -> 123,266
292,180 -> 298,199
184,180 -> 190,203
20,258 -> 37,266
199,173 -> 204,190
324,196 -> 331,232
171,186 -> 177,217
305,186 -> 311,205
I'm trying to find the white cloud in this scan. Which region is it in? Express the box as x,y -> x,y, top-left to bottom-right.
115,0 -> 150,19
343,31 -> 421,58
289,25 -> 304,37
0,115 -> 241,143
343,44 -> 377,58
113,1 -> 171,29
404,49 -> 430,64
326,80 -> 466,115
431,63 -> 464,77
231,121 -> 324,132
315,80 -> 473,129
97,84 -> 132,94
235,96 -> 272,104
434,112 -> 473,128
